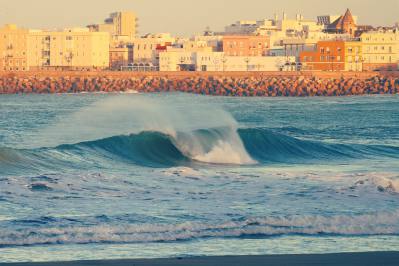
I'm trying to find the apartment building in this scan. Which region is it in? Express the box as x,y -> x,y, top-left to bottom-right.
361,30 -> 399,71
300,41 -> 346,71
344,41 -> 363,71
300,39 -> 366,71
132,33 -> 175,66
28,28 -> 109,70
223,35 -> 270,56
0,24 -> 28,71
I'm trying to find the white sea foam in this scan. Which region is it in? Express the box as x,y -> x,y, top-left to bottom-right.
353,176 -> 399,194
162,167 -> 205,179
2,211 -> 399,247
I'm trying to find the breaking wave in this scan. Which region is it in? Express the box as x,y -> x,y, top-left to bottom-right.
1,128 -> 399,174
1,211 -> 399,247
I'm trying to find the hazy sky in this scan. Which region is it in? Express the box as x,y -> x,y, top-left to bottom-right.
0,0 -> 398,36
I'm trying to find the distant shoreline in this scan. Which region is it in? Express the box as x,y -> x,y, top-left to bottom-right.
1,71 -> 398,96
2,252 -> 399,266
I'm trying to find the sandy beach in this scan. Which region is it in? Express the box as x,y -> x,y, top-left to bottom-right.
2,252 -> 399,266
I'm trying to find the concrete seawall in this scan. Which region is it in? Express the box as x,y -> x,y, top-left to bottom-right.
1,71 -> 398,96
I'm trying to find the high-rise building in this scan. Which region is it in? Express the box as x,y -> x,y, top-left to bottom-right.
88,11 -> 137,40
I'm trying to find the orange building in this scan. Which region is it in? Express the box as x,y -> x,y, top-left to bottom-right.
300,41 -> 345,71
222,35 -> 270,56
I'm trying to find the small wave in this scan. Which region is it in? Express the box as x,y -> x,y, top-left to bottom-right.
29,183 -> 53,192
1,211 -> 399,247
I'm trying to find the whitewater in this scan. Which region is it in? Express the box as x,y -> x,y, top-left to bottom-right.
1,93 -> 399,262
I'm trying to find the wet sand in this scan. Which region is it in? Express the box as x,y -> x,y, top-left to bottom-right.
2,252 -> 399,266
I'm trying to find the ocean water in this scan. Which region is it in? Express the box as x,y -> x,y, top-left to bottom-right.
0,93 -> 399,262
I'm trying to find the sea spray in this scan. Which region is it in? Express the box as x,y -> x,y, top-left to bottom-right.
28,95 -> 255,165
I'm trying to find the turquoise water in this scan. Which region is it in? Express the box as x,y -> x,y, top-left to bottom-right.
1,93 -> 399,262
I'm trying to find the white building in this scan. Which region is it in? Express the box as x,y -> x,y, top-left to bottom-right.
192,35 -> 223,51
131,33 -> 175,66
159,50 -> 296,72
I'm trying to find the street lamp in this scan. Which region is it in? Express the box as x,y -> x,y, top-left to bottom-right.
213,58 -> 220,72
221,56 -> 228,72
327,50 -> 335,72
180,57 -> 185,71
244,57 -> 250,71
361,57 -> 366,72
65,52 -> 74,70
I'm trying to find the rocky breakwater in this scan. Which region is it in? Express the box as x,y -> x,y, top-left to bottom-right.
0,74 -> 398,96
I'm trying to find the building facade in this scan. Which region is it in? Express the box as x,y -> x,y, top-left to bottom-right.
361,30 -> 399,71
344,41 -> 363,71
28,28 -> 110,70
223,35 -> 270,56
159,50 -> 295,72
109,46 -> 133,70
132,33 -> 175,66
0,24 -> 28,71
300,41 -> 346,71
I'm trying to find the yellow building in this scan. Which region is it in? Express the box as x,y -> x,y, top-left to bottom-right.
344,41 -> 363,71
361,30 -> 399,71
28,28 -> 110,70
0,24 -> 28,71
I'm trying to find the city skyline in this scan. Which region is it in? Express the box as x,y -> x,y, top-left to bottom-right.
0,0 -> 398,36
